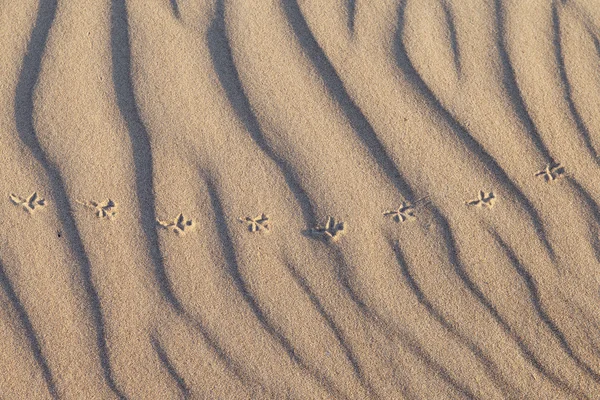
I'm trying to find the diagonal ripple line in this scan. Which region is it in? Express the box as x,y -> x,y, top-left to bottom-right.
551,2 -> 600,166
279,2 -> 526,396
347,0 -> 357,33
284,259 -> 374,399
332,243 -> 476,399
110,0 -> 184,314
15,0 -> 125,397
395,0 -> 556,260
169,0 -> 180,19
110,2 -> 272,391
280,2 -> 564,389
494,0 -> 555,163
0,258 -> 58,399
391,239 -> 521,399
150,334 -> 191,399
204,175 -> 346,399
208,0 -> 317,227
441,0 -> 461,76
564,176 -> 600,265
489,229 -> 599,392
281,0 -> 416,202
431,212 -> 584,397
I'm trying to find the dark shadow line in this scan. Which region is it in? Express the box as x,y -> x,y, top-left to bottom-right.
278,0 -> 573,393
493,0 -> 555,163
391,240 -> 520,399
279,1 -> 476,371
318,229 -> 475,398
566,176 -> 600,227
169,0 -> 181,19
591,28 -> 600,58
276,2 -> 557,394
284,260 -> 373,399
204,177 -> 343,399
361,295 -> 478,400
441,0 -> 461,76
490,229 -> 600,389
281,0 -> 416,201
551,2 -> 600,166
348,0 -> 357,33
150,334 -> 191,399
0,259 -> 58,399
330,248 -> 371,316
109,3 -> 257,392
401,332 -> 478,399
569,301 -> 600,360
563,176 -> 600,266
331,242 -> 475,399
15,1 -> 124,397
393,8 -> 569,385
395,0 -> 555,259
186,316 -> 256,392
591,229 -> 600,267
207,0 -> 317,226
110,0 -> 184,314
431,213 -> 582,397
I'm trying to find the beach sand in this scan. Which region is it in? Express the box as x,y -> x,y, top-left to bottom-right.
1,0 -> 600,398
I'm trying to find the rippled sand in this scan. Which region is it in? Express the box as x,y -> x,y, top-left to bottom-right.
1,0 -> 600,398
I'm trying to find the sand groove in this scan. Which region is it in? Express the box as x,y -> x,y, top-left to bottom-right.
1,0 -> 600,398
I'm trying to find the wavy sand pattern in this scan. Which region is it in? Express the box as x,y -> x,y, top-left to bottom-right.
1,0 -> 600,398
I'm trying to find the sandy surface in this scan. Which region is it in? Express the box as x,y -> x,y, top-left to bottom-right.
1,0 -> 600,398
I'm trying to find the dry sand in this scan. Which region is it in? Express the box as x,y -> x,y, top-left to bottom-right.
1,0 -> 600,398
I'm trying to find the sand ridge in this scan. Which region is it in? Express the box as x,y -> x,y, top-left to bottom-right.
0,0 -> 600,398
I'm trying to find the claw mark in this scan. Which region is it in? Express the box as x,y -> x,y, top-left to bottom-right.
77,199 -> 118,220
157,213 -> 195,235
238,214 -> 270,233
535,163 -> 564,182
384,202 -> 415,222
9,192 -> 46,213
310,216 -> 346,241
466,191 -> 496,208
384,197 -> 430,222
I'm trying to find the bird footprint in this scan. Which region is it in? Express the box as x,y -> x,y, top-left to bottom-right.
466,191 -> 496,208
310,216 -> 346,241
157,213 -> 195,235
77,199 -> 117,220
535,163 -> 564,182
10,192 -> 46,213
384,202 -> 415,223
239,214 -> 270,233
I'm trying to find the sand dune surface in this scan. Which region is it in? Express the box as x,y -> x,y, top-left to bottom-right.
1,0 -> 600,398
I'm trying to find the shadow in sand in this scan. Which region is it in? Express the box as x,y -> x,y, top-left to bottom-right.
391,240 -> 520,399
151,335 -> 190,399
395,0 -> 555,259
15,0 -> 124,397
440,0 -> 461,75
207,0 -> 317,226
284,259 -> 373,397
204,176 -> 344,398
430,212 -> 581,396
169,0 -> 180,19
282,0 -> 416,201
348,0 -> 356,33
491,228 -> 600,385
493,0 -> 555,163
551,3 -> 600,166
110,0 -> 185,314
0,259 -> 58,399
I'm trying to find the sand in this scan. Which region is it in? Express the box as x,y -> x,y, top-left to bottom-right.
0,0 -> 599,398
